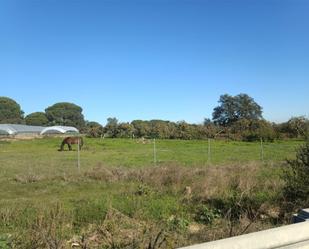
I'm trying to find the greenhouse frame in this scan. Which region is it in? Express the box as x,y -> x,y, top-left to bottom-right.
0,124 -> 79,137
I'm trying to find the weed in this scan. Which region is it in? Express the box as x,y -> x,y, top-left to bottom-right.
195,206 -> 221,225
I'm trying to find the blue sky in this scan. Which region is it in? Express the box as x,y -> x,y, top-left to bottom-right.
0,0 -> 308,125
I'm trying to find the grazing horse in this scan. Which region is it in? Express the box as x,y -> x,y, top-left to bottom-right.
59,137 -> 83,151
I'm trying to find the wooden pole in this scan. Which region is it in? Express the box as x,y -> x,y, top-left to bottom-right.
153,138 -> 157,166
207,138 -> 211,165
77,137 -> 80,172
260,138 -> 264,162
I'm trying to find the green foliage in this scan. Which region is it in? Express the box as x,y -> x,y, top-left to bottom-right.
275,116 -> 309,139
107,119 -> 220,140
25,112 -> 48,126
104,117 -> 119,138
206,177 -> 268,224
0,97 -> 24,124
195,206 -> 221,225
167,215 -> 189,232
72,199 -> 107,229
100,94 -> 266,141
231,119 -> 276,142
282,142 -> 309,206
0,138 -> 302,247
11,204 -> 70,249
84,121 -> 104,138
131,120 -> 151,138
0,234 -> 10,249
104,119 -> 217,140
45,102 -> 85,129
212,93 -> 263,126
117,122 -> 134,138
136,184 -> 153,196
176,121 -> 197,140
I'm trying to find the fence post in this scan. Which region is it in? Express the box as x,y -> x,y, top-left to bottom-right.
207,138 -> 211,165
153,138 -> 157,166
77,137 -> 81,173
260,138 -> 264,162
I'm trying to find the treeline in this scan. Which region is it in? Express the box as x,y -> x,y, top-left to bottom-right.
86,117 -> 309,141
0,97 -> 85,128
0,95 -> 308,141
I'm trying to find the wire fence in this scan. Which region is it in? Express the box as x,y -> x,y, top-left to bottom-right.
0,138 -> 304,177
71,138 -> 303,170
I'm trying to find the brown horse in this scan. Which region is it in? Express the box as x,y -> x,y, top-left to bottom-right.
59,137 -> 83,151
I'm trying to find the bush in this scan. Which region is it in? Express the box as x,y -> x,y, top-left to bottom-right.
282,142 -> 309,207
231,119 -> 276,142
194,205 -> 221,225
167,215 -> 189,232
84,121 -> 104,138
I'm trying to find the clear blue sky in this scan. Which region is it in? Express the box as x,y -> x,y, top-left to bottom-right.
1,0 -> 308,125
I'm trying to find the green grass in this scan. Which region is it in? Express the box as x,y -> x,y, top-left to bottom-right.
0,138 -> 302,210
0,138 -> 304,248
0,138 -> 302,173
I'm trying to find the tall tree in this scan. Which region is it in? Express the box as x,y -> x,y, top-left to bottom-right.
212,94 -> 262,126
287,116 -> 309,138
25,112 -> 48,126
0,97 -> 24,124
45,102 -> 85,129
104,117 -> 119,138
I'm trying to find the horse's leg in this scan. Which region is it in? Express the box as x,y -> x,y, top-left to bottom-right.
59,141 -> 65,151
68,143 -> 72,151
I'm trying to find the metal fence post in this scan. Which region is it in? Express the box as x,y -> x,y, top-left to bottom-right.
260,138 -> 264,162
153,138 -> 157,166
207,138 -> 211,165
77,137 -> 80,172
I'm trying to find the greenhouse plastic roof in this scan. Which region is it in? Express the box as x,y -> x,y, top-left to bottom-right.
0,124 -> 45,135
40,126 -> 79,135
0,124 -> 79,135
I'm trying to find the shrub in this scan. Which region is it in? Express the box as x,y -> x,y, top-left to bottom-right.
282,142 -> 309,207
194,205 -> 221,225
167,215 -> 189,232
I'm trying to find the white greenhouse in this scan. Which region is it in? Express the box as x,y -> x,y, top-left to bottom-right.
0,124 -> 79,137
40,126 -> 79,135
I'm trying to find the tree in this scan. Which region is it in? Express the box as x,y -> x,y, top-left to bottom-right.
149,120 -> 172,139
131,120 -> 151,138
84,121 -> 104,138
45,102 -> 85,129
286,116 -> 308,138
0,97 -> 24,124
202,119 -> 220,138
25,112 -> 48,126
231,119 -> 276,141
117,122 -> 134,138
176,121 -> 196,140
212,94 -> 263,126
275,116 -> 309,139
203,118 -> 212,126
104,117 -> 119,138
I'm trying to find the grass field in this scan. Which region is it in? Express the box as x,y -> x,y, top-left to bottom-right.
0,138 -> 304,248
